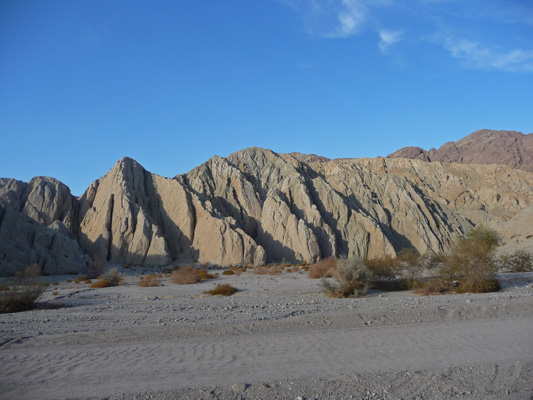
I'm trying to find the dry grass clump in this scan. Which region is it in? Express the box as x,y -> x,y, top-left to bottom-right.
75,275 -> 89,284
321,257 -> 369,298
286,265 -> 300,273
171,266 -> 200,284
222,270 -> 234,275
309,258 -> 337,279
253,265 -> 283,275
204,284 -> 237,296
90,268 -> 123,289
231,267 -> 246,276
198,269 -> 219,280
0,265 -> 46,313
137,274 -> 162,287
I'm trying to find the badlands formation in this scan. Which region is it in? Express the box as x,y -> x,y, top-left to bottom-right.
1,129 -> 533,400
1,129 -> 533,276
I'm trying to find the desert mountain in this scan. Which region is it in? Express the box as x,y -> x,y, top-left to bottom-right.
387,129 -> 533,172
1,131 -> 532,275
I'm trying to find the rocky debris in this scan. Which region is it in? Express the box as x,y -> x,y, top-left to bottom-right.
0,205 -> 89,276
388,129 -> 533,172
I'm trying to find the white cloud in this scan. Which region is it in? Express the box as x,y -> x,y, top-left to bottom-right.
331,0 -> 366,38
443,37 -> 533,72
378,29 -> 404,53
283,0 -> 367,38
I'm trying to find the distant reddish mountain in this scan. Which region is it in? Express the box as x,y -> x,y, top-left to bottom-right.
387,129 -> 533,172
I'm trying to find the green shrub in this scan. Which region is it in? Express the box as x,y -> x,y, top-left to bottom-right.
364,255 -> 408,291
0,265 -> 46,313
321,257 -> 369,298
499,250 -> 533,272
422,226 -> 501,294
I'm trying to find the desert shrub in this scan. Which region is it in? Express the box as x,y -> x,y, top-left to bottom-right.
499,250 -> 533,272
286,265 -> 300,273
171,266 -> 200,284
0,265 -> 46,313
321,257 -> 370,298
66,278 -> 72,283
137,274 -> 162,287
75,275 -> 88,284
422,226 -> 501,294
204,284 -> 237,296
90,280 -> 113,288
232,267 -> 246,276
198,269 -> 218,280
308,258 -> 337,279
84,256 -> 108,279
253,265 -> 283,275
222,270 -> 234,276
52,281 -> 59,286
90,268 -> 123,289
397,248 -> 426,288
364,255 -> 408,291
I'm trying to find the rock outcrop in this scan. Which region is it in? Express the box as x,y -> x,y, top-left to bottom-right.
388,129 -> 533,172
1,130 -> 532,275
0,205 -> 89,275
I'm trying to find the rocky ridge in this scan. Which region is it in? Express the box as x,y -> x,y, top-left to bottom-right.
1,131 -> 532,275
388,129 -> 533,172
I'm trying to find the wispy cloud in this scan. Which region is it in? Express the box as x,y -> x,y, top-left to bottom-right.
378,29 -> 404,53
331,0 -> 366,38
283,0 -> 367,38
443,37 -> 533,72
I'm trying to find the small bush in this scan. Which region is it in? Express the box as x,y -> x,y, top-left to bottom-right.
66,278 -> 72,283
90,268 -> 122,289
364,255 -> 406,291
421,226 -> 501,294
137,274 -> 162,287
0,265 -> 46,313
204,284 -> 237,296
90,280 -> 113,288
75,275 -> 88,284
253,265 -> 283,275
309,258 -> 337,279
321,257 -> 369,298
52,281 -> 59,286
232,267 -> 246,276
286,265 -> 300,273
84,279 -> 92,284
222,270 -> 234,276
171,266 -> 200,284
499,250 -> 533,272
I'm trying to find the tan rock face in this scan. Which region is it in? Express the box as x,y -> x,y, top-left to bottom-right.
1,138 -> 532,274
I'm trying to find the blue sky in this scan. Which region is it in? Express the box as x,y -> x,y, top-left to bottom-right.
1,0 -> 532,196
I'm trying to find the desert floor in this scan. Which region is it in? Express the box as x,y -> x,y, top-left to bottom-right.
1,268 -> 532,400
